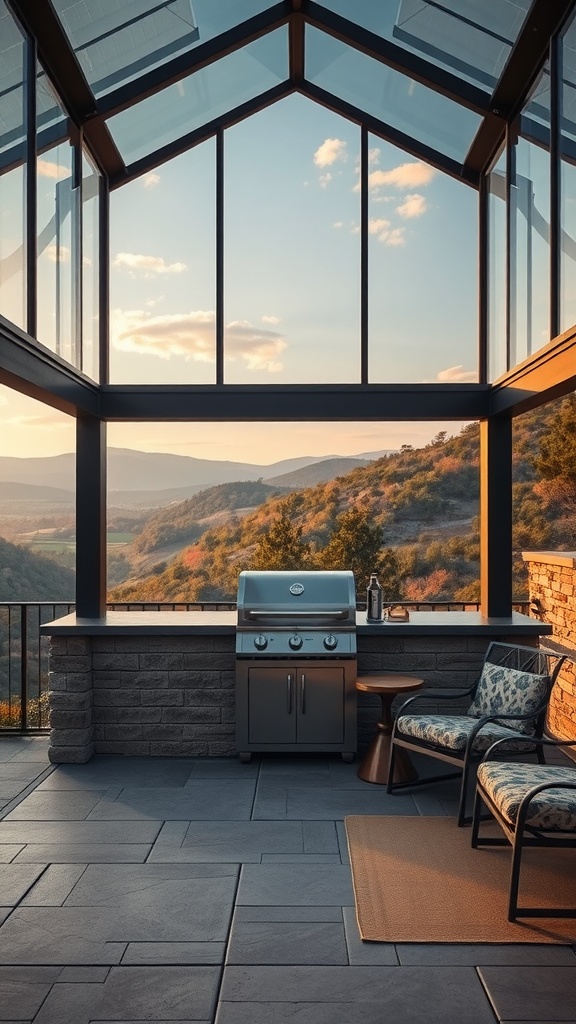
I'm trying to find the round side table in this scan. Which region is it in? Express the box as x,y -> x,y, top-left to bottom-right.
356,673 -> 424,785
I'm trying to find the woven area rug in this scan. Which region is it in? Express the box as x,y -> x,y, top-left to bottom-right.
345,815 -> 576,943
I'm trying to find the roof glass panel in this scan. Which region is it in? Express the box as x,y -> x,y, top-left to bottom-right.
306,27 -> 482,164
314,0 -> 532,91
51,0 -> 274,99
107,27 -> 289,166
0,1 -> 26,154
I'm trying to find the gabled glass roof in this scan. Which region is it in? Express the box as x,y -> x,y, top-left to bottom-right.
6,0 -> 571,188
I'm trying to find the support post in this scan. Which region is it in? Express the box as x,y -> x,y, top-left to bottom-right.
480,416 -> 513,617
76,416 -> 106,618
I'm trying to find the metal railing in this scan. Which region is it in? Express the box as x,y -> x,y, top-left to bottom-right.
0,600 -> 530,732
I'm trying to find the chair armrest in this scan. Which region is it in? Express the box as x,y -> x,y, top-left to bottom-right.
395,685 -> 476,718
480,734 -> 576,762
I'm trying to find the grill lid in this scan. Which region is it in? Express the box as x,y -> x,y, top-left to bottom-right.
237,570 -> 356,629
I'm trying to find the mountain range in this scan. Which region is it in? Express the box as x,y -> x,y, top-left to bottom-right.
0,448 -> 393,506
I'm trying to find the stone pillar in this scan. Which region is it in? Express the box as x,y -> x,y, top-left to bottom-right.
48,636 -> 94,763
522,551 -> 576,741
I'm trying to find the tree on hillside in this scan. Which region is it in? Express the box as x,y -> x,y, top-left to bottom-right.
532,394 -> 576,532
318,506 -> 401,598
250,499 -> 311,571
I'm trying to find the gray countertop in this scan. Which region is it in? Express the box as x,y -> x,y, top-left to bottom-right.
39,610 -> 551,637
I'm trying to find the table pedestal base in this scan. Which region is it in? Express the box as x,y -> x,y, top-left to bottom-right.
357,722 -> 418,785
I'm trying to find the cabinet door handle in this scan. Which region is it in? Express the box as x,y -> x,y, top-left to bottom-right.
287,673 -> 293,714
300,673 -> 306,714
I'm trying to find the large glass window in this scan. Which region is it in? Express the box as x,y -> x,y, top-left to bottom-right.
560,13 -> 576,334
224,95 -> 360,384
36,70 -> 76,364
0,1 -> 27,331
82,149 -> 100,381
510,68 -> 551,367
368,136 -> 477,383
487,149 -> 507,381
109,141 -> 216,384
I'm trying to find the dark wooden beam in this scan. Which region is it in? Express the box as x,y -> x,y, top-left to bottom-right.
464,0 -> 575,177
99,384 -> 490,422
480,415 -> 512,617
489,325 -> 576,416
0,316 -> 100,416
76,416 -> 107,617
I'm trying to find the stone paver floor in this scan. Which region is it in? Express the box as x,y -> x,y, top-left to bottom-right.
0,735 -> 574,1022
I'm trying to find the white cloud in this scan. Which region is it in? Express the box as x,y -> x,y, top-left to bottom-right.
436,365 -> 477,383
369,161 -> 436,191
45,244 -> 70,263
319,172 -> 332,189
111,309 -> 287,373
368,218 -> 405,246
368,147 -> 380,166
261,315 -> 281,325
314,138 -> 348,168
333,221 -> 344,229
145,296 -> 165,308
37,158 -> 70,180
143,172 -> 160,188
396,193 -> 427,218
113,252 -> 187,276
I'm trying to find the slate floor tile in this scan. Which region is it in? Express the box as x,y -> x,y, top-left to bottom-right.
0,845 -> 25,862
36,756 -> 194,790
226,920 -> 349,965
220,965 -> 497,1022
342,907 -> 398,966
164,820 -> 305,862
0,977 -> 59,1020
0,820 -> 162,843
0,909 -> 127,964
122,941 -> 225,965
479,966 -> 576,1021
100,966 -> 219,1021
86,781 -> 256,820
21,864 -> 87,905
0,864 -> 45,905
232,907 -> 343,923
237,863 -> 354,907
13,843 -> 153,863
398,944 -> 576,966
5,790 -> 108,820
284,787 -> 418,819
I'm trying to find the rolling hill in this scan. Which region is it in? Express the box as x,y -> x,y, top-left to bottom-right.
0,536 -> 75,601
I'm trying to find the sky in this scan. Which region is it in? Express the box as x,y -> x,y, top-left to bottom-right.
1,93 -> 477,462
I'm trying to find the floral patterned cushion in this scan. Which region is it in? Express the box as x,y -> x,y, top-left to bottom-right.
477,762 -> 576,830
466,662 -> 549,735
396,714 -> 533,752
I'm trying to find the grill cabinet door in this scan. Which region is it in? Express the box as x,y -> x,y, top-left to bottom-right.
296,667 -> 345,744
248,668 -> 296,744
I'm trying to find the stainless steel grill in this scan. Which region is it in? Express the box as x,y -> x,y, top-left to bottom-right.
236,569 -> 357,658
235,571 -> 358,762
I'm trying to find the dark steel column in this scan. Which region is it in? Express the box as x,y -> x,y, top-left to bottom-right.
76,416 -> 106,617
480,415 -> 512,617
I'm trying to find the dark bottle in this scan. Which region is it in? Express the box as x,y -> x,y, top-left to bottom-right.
366,573 -> 383,622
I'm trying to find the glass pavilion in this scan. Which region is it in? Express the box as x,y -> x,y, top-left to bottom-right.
1,0 -> 576,619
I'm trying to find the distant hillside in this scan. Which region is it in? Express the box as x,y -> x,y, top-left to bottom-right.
0,482 -> 74,502
0,448 -> 372,495
0,537 -> 74,601
109,405 -> 570,605
266,457 -> 369,488
131,480 -> 290,556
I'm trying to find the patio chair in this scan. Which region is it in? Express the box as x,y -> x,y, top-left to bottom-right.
386,642 -> 566,826
472,735 -> 576,920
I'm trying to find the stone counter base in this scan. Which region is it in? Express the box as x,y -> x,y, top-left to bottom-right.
48,631 -> 537,763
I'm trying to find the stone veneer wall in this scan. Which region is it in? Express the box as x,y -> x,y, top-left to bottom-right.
523,551 -> 576,741
48,629 -> 535,763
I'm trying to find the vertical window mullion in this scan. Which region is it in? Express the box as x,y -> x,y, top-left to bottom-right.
216,129 -> 224,386
550,32 -> 561,341
25,32 -> 36,337
360,125 -> 368,385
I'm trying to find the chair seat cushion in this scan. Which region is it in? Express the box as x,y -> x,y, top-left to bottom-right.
466,662 -> 549,734
477,762 -> 576,830
396,714 -> 533,752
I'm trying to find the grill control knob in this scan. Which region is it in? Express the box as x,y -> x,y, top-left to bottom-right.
288,634 -> 303,650
324,634 -> 338,650
254,634 -> 268,650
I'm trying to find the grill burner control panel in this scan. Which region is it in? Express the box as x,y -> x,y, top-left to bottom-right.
236,630 -> 356,656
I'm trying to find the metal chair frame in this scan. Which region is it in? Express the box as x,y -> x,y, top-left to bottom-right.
472,734 -> 576,921
386,642 -> 566,826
